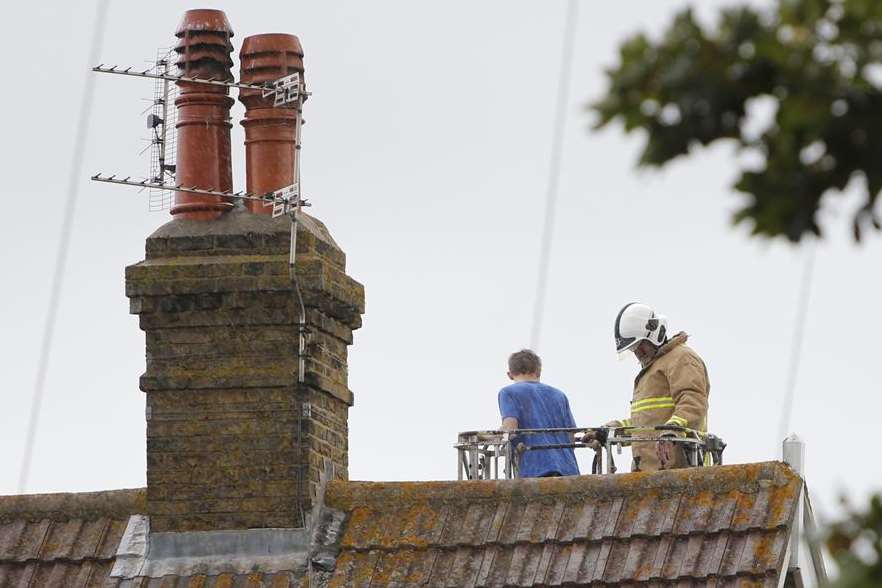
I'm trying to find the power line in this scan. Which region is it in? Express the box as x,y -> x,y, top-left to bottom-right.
18,0 -> 111,493
777,242 -> 816,446
530,0 -> 579,351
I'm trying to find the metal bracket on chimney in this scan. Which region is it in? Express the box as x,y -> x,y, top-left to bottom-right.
262,72 -> 302,107
301,402 -> 312,418
265,182 -> 301,219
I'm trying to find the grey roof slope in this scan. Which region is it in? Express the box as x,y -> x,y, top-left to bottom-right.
0,461 -> 802,587
0,489 -> 142,587
317,461 -> 802,587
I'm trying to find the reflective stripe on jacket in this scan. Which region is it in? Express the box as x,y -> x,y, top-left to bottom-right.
617,332 -> 710,472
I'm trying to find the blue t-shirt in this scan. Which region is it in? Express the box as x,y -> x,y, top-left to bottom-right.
498,381 -> 580,477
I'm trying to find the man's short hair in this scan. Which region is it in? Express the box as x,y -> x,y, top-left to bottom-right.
508,349 -> 542,376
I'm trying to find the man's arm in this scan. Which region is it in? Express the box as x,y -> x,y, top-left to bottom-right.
498,388 -> 520,431
563,397 -> 577,443
665,355 -> 709,430
657,353 -> 709,468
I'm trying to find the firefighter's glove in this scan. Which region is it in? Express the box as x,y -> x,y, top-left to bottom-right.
656,434 -> 677,470
581,424 -> 616,450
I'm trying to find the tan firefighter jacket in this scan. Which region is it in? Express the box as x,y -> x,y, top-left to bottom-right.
613,332 -> 710,472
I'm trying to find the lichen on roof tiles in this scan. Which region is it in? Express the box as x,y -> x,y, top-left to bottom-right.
0,489 -> 145,588
320,461 -> 801,587
0,463 -> 802,587
0,488 -> 145,524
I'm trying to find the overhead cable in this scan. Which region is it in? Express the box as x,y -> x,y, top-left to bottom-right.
530,0 -> 579,351
18,0 -> 112,493
777,242 -> 817,446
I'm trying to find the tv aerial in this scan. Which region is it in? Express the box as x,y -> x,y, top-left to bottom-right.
93,43 -> 313,384
91,48 -> 309,218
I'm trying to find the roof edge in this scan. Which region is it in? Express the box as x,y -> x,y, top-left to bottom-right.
326,461 -> 799,508
0,487 -> 146,522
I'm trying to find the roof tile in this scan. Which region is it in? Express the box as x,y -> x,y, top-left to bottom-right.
70,519 -> 112,560
705,493 -> 738,533
0,520 -> 26,559
0,462 -> 801,586
543,542 -> 573,584
396,502 -> 439,548
451,546 -> 485,586
419,548 -> 446,586
591,540 -> 614,582
555,499 -> 593,542
474,544 -> 499,586
483,501 -> 509,544
646,534 -> 673,579
531,543 -> 557,584
504,543 -> 538,586
437,501 -> 470,547
0,562 -> 36,587
42,519 -> 85,559
371,548 -> 415,586
97,519 -> 129,559
718,530 -> 748,578
617,536 -> 653,581
321,461 -> 801,586
407,548 -> 440,585
9,519 -> 50,561
495,500 -> 525,545
562,542 -> 595,583
459,502 -> 494,547
693,531 -> 729,577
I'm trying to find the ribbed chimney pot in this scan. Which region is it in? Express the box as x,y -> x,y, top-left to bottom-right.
239,33 -> 305,214
171,9 -> 235,220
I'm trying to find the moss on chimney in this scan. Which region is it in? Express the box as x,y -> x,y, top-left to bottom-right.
126,209 -> 363,531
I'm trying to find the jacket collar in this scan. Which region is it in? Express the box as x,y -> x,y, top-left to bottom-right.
655,331 -> 688,362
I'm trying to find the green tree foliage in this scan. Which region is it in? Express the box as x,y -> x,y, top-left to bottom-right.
826,494 -> 882,587
592,0 -> 882,242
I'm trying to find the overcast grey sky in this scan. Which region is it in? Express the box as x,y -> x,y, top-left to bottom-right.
1,0 -> 879,540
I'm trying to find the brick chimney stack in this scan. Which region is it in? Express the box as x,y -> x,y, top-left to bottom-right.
125,14 -> 365,532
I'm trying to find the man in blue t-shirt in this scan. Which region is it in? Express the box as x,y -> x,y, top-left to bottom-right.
497,349 -> 580,478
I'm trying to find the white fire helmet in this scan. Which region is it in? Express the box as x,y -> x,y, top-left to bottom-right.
614,302 -> 668,357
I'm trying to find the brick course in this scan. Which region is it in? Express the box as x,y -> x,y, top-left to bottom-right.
126,210 -> 363,531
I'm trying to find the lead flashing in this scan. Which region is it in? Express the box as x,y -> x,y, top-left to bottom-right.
110,516 -> 310,579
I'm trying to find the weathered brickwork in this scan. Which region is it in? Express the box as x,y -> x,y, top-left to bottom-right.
126,210 -> 364,532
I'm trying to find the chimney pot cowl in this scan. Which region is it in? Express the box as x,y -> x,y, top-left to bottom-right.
240,33 -> 303,56
171,8 -> 235,220
175,9 -> 234,37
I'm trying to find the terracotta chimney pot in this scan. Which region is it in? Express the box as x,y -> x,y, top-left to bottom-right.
171,9 -> 235,220
239,33 -> 304,214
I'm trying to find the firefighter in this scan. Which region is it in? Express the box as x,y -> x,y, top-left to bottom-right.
603,302 -> 710,471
